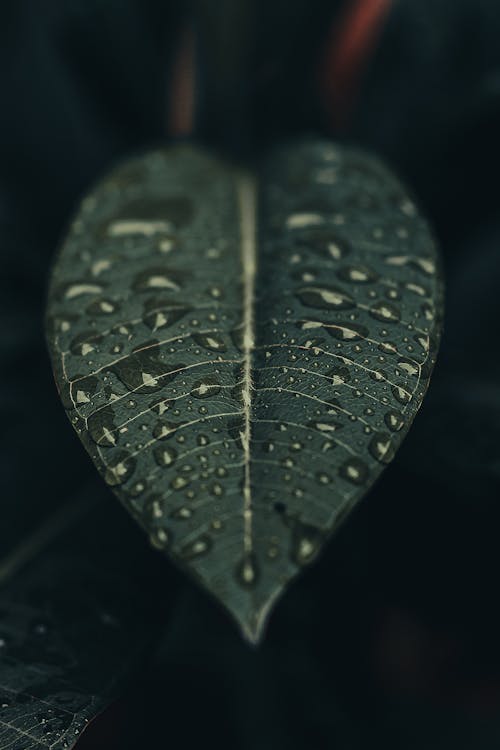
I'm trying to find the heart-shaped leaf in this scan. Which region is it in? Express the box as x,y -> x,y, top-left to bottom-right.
46,140 -> 443,643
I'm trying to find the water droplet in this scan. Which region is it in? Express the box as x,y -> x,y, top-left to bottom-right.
392,384 -> 411,404
153,445 -> 177,467
290,520 -> 324,566
369,302 -> 400,323
339,458 -> 369,485
369,432 -> 395,464
325,322 -> 369,341
150,528 -> 170,549
104,451 -> 136,486
62,282 -> 103,300
191,378 -> 221,398
210,482 -> 224,497
328,365 -> 351,385
309,421 -> 343,433
397,359 -> 419,377
112,344 -> 184,393
286,213 -> 324,229
143,302 -> 189,331
378,341 -> 398,354
70,331 -> 101,356
236,554 -> 259,588
192,333 -> 227,352
153,420 -> 179,440
180,534 -> 212,560
384,410 -> 405,432
158,237 -> 176,253
267,546 -> 279,560
171,506 -> 192,519
145,495 -> 164,520
170,475 -> 189,490
89,298 -> 118,317
297,285 -> 355,311
317,472 -> 331,484
133,268 -> 183,292
337,264 -> 378,283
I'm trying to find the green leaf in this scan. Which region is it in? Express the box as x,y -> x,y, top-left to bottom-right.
0,481 -> 171,750
46,139 -> 444,643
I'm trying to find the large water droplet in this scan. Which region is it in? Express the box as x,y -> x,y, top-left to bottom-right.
368,432 -> 395,464
296,285 -> 355,311
153,445 -> 177,467
384,410 -> 405,432
104,450 -> 136,486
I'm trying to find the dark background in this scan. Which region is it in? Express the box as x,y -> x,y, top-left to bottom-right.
2,0 -> 500,747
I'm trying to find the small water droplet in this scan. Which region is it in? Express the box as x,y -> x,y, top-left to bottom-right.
339,458 -> 369,485
370,301 -> 400,323
236,554 -> 259,588
180,534 -> 212,560
171,475 -> 189,490
172,506 -> 193,519
150,528 -> 170,549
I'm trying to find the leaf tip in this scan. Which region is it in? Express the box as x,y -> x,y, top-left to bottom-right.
240,617 -> 266,647
230,588 -> 284,646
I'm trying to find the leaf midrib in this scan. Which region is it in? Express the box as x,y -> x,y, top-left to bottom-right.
237,174 -> 257,555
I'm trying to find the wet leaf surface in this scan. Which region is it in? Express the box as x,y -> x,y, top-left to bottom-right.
46,139 -> 443,642
0,483 -> 172,750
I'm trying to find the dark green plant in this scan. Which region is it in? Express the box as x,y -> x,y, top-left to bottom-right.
0,4 -> 454,748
